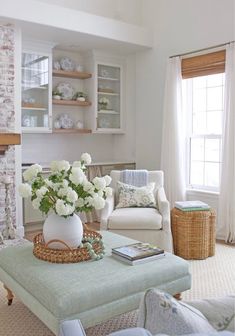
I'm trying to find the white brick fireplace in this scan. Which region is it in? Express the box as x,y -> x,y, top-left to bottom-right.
0,23 -> 23,237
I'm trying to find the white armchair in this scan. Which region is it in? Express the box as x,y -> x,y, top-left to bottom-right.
100,170 -> 173,252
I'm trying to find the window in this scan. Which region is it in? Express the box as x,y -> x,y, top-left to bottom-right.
181,49 -> 226,192
183,73 -> 225,191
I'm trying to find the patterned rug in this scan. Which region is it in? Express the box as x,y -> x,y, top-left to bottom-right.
0,241 -> 234,336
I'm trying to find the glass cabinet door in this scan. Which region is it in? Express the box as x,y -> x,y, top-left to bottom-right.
97,64 -> 122,132
21,52 -> 51,132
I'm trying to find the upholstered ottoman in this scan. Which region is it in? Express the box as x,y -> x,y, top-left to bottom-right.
0,231 -> 191,335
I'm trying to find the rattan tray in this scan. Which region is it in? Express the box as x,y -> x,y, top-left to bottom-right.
33,230 -> 104,263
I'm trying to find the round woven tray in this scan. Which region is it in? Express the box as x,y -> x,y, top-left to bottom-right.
33,230 -> 103,263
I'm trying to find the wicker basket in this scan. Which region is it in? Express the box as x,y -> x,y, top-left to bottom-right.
33,230 -> 104,263
171,208 -> 216,260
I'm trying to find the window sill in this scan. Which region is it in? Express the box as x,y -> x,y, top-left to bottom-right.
186,188 -> 219,197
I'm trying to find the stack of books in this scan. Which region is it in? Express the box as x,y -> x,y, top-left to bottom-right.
112,242 -> 165,265
175,201 -> 210,212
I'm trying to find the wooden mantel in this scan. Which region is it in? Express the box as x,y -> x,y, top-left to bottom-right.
0,133 -> 21,155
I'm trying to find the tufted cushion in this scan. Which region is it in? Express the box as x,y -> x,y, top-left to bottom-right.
107,207 -> 162,230
116,182 -> 157,209
137,289 -> 215,335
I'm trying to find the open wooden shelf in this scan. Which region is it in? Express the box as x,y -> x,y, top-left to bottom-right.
53,128 -> 92,134
52,99 -> 91,107
0,133 -> 21,155
53,69 -> 92,79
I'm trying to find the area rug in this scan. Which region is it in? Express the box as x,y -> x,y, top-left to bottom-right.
0,241 -> 234,336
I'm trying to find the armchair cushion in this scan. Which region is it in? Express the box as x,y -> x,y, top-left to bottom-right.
137,289 -> 215,335
116,182 -> 157,209
107,207 -> 162,230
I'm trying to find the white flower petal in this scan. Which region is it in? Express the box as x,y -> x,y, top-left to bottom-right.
81,153 -> 92,165
19,183 -> 32,198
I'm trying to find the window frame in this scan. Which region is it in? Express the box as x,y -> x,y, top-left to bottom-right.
183,74 -> 224,192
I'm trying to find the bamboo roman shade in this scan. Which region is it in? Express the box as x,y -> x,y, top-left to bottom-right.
181,50 -> 225,79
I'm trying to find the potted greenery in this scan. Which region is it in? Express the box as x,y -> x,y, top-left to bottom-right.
98,97 -> 109,110
19,153 -> 112,250
73,92 -> 87,102
52,90 -> 62,100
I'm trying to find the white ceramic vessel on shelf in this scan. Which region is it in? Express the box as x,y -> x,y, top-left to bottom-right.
54,119 -> 61,129
77,97 -> 86,102
43,213 -> 83,249
76,120 -> 84,129
53,61 -> 61,70
53,95 -> 61,100
76,64 -> 84,72
22,115 -> 31,127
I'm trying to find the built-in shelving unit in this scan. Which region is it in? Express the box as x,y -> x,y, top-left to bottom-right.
98,110 -> 119,115
53,128 -> 92,134
22,106 -> 47,111
98,76 -> 119,81
96,63 -> 123,132
52,99 -> 91,106
52,52 -> 93,135
98,92 -> 119,96
21,49 -> 51,132
53,69 -> 92,79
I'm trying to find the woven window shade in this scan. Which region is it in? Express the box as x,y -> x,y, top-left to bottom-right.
181,50 -> 225,79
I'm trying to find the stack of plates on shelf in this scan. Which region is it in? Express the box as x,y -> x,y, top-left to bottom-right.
60,57 -> 75,71
56,83 -> 74,100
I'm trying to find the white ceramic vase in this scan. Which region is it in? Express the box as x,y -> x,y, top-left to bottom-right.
43,213 -> 83,250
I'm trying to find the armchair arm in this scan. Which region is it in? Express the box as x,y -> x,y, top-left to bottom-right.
100,189 -> 115,230
157,187 -> 170,231
157,187 -> 173,252
59,320 -> 86,336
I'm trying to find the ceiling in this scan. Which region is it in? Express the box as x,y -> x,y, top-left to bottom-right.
13,19 -> 151,55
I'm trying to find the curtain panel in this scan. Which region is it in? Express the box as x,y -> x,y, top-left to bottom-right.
161,57 -> 186,207
218,43 -> 235,243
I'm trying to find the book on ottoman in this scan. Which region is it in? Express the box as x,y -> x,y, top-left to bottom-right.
112,242 -> 165,265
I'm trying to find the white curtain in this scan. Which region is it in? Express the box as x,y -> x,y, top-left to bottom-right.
218,43 -> 235,243
161,57 -> 186,207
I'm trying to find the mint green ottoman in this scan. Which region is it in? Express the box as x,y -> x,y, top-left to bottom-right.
0,231 -> 191,335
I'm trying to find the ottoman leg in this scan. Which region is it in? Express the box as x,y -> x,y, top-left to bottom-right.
174,293 -> 182,300
3,284 -> 14,305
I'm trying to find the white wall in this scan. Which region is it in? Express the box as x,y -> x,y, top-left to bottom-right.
22,133 -> 115,164
135,0 -> 234,169
38,0 -> 143,26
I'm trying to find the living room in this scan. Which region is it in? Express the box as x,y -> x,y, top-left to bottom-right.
0,0 -> 234,335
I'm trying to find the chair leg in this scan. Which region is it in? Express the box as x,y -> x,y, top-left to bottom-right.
174,293 -> 182,300
3,284 -> 14,305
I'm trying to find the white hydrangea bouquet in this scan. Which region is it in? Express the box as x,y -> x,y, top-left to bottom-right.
19,153 -> 112,218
